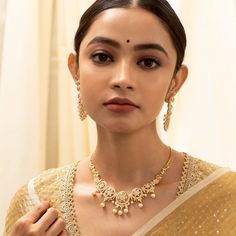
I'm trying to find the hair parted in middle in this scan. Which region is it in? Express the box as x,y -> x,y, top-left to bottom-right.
74,0 -> 187,74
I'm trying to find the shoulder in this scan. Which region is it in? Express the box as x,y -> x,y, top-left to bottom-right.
186,155 -> 236,192
4,162 -> 77,235
178,154 -> 222,195
30,162 -> 78,204
187,155 -> 221,178
33,163 -> 75,188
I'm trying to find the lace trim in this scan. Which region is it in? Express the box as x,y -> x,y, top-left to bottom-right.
176,154 -> 220,197
176,153 -> 190,197
59,162 -> 81,235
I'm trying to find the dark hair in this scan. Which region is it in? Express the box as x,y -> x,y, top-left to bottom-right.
74,0 -> 187,73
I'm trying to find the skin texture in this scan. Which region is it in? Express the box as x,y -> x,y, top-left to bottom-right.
10,6 -> 188,236
68,7 -> 188,187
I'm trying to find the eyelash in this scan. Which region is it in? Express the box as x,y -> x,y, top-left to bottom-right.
90,52 -> 161,69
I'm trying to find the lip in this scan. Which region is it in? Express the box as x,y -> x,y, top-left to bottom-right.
104,97 -> 139,113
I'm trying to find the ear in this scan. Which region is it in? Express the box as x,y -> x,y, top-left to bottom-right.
68,53 -> 79,83
165,65 -> 188,102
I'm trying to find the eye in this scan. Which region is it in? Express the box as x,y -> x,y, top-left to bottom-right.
138,58 -> 161,69
90,52 -> 113,64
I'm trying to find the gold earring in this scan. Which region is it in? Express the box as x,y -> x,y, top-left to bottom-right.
75,80 -> 87,121
163,96 -> 175,131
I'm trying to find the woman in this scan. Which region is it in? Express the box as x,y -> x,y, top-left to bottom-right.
4,0 -> 236,235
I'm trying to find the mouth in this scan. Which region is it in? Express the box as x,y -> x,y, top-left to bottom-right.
103,97 -> 139,113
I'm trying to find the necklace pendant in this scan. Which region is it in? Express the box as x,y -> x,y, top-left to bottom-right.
114,191 -> 130,216
131,188 -> 144,202
97,180 -> 107,193
89,147 -> 173,216
103,186 -> 116,201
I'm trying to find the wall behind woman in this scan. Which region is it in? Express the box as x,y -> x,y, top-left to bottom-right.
0,0 -> 235,233
164,0 -> 236,170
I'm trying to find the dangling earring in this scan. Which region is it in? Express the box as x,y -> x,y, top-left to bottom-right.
75,79 -> 87,121
163,96 -> 175,131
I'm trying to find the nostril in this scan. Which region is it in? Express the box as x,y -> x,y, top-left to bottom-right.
112,84 -> 134,90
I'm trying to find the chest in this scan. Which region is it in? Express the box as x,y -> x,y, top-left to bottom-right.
72,182 -> 179,236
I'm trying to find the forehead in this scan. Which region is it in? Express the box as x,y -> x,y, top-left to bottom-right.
80,7 -> 176,56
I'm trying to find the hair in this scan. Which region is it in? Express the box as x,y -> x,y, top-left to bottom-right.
74,0 -> 187,73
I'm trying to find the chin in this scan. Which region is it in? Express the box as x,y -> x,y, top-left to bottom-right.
97,119 -> 148,135
90,113 -> 155,134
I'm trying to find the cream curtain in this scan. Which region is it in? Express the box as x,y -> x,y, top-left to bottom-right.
0,0 -> 236,232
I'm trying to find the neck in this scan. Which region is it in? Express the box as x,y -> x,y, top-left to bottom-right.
91,122 -> 171,191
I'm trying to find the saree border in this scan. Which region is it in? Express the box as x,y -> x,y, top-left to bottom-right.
132,167 -> 230,236
27,176 -> 40,205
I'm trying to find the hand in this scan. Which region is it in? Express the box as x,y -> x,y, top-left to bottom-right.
9,201 -> 67,236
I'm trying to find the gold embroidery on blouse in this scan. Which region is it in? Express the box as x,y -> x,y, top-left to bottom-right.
59,162 -> 81,235
176,154 -> 220,197
176,153 -> 190,197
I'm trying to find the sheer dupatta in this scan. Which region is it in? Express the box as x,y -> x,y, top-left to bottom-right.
132,168 -> 236,236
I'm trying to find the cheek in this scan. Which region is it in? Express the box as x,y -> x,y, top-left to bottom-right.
143,80 -> 170,115
79,66 -> 106,110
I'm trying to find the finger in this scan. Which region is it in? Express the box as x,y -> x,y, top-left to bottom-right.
23,201 -> 50,223
46,217 -> 66,235
58,229 -> 68,236
36,207 -> 59,231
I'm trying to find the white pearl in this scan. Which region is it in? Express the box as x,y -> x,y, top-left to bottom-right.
151,193 -> 156,198
124,209 -> 129,214
118,210 -> 123,216
138,203 -> 143,208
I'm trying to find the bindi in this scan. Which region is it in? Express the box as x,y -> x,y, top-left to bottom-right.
126,39 -> 130,43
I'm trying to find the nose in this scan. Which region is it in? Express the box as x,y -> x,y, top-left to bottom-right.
110,61 -> 136,91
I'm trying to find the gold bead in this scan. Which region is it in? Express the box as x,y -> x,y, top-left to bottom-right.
151,193 -> 156,198
124,208 -> 129,214
118,210 -> 123,216
131,201 -> 134,204
100,202 -> 105,208
138,203 -> 143,208
113,209 -> 118,214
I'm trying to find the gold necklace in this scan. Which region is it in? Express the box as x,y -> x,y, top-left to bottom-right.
89,147 -> 173,216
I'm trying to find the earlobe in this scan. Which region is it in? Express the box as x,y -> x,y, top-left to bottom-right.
165,65 -> 188,101
68,53 -> 79,83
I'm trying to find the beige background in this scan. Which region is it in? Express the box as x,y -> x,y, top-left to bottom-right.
0,0 -> 236,232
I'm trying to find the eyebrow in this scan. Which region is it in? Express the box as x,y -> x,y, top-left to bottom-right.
87,36 -> 169,58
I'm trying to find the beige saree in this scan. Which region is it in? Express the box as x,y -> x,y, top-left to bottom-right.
4,155 -> 236,236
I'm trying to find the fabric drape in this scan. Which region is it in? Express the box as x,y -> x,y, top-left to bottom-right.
0,0 -> 236,232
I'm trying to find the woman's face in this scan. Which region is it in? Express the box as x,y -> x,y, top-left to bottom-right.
71,7 -> 187,133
